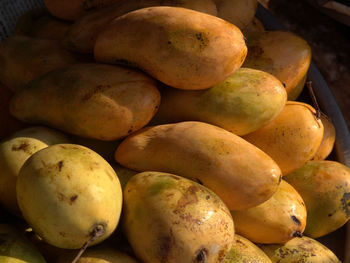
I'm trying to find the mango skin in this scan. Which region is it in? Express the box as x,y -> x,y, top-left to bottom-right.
284,160 -> 350,238
10,63 -> 160,141
243,101 -> 324,175
65,0 -> 217,54
230,180 -> 306,244
115,121 -> 282,211
259,236 -> 340,263
153,68 -> 287,135
313,113 -> 336,160
94,6 -> 247,90
0,35 -> 77,92
75,247 -> 138,263
16,144 -> 123,249
223,234 -> 271,263
243,31 -> 311,100
0,126 -> 69,215
123,171 -> 234,263
0,224 -> 46,263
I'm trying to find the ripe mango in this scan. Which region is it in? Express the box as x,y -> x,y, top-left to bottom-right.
313,113 -> 336,160
123,171 -> 234,263
243,31 -> 311,100
115,121 -> 281,210
0,126 -> 69,215
243,101 -> 324,175
153,68 -> 287,135
16,144 -> 123,249
259,236 -> 340,263
94,6 -> 247,90
230,180 -> 306,244
10,63 -> 160,141
75,247 -> 139,263
284,160 -> 350,238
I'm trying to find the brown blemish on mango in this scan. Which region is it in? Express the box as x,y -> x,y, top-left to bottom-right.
57,161 -> 63,172
341,192 -> 350,217
69,195 -> 78,205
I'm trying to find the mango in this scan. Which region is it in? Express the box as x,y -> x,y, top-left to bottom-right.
223,234 -> 271,263
0,35 -> 77,92
123,171 -> 234,263
74,247 -> 138,263
0,126 -> 69,215
243,101 -> 324,175
10,63 -> 160,141
259,236 -> 340,263
115,121 -> 281,210
0,224 -> 46,262
94,6 -> 247,90
230,180 -> 306,244
243,31 -> 311,100
313,113 -> 336,160
284,160 -> 350,238
65,0 -> 217,54
153,68 -> 287,135
16,144 -> 123,249
242,17 -> 265,35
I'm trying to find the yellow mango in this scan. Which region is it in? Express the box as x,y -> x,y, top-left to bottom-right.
284,160 -> 350,238
65,0 -> 217,54
75,247 -> 138,263
313,113 -> 336,160
94,6 -> 247,90
153,68 -> 287,135
123,171 -> 234,263
223,234 -> 271,263
243,101 -> 324,175
260,236 -> 340,263
230,180 -> 306,244
16,144 -> 123,249
115,121 -> 281,210
10,63 -> 160,141
0,126 -> 69,215
0,35 -> 77,92
243,31 -> 311,100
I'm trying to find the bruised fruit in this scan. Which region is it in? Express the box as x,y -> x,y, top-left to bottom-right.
0,126 -> 69,215
153,68 -> 287,135
10,63 -> 160,141
115,121 -> 281,210
313,113 -> 336,160
230,180 -> 306,244
284,160 -> 350,238
16,144 -> 123,249
94,6 -> 247,90
123,171 -> 234,263
243,101 -> 324,175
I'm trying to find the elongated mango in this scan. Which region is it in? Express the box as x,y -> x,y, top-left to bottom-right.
243,101 -> 324,175
123,171 -> 234,263
10,63 -> 160,141
284,160 -> 350,238
230,180 -> 306,244
153,68 -> 287,135
115,121 -> 281,210
94,6 -> 247,90
313,113 -> 336,160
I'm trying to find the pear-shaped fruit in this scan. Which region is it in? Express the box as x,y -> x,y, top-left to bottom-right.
123,171 -> 234,263
16,144 -> 123,249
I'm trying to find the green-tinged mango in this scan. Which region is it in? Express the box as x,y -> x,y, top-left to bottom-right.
284,160 -> 350,238
0,224 -> 46,262
64,0 -> 217,53
10,63 -> 160,141
0,35 -> 77,92
223,234 -> 271,263
94,6 -> 247,90
123,172 -> 234,263
243,31 -> 311,100
259,236 -> 340,263
230,180 -> 306,244
313,113 -> 336,160
16,144 -> 123,249
0,126 -> 69,215
243,101 -> 324,175
115,121 -> 281,210
152,68 -> 287,135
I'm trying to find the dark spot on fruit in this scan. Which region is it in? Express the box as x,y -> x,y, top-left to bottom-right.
195,248 -> 208,262
69,195 -> 78,205
12,143 -> 29,152
195,178 -> 203,185
59,232 -> 66,237
57,161 -> 63,172
291,215 -> 301,226
341,192 -> 350,217
159,229 -> 175,263
206,195 -> 210,200
282,83 -> 286,87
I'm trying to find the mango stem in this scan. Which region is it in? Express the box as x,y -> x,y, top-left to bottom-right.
306,81 -> 321,120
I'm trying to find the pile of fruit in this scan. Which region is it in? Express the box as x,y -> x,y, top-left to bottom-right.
1,0 -> 349,262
